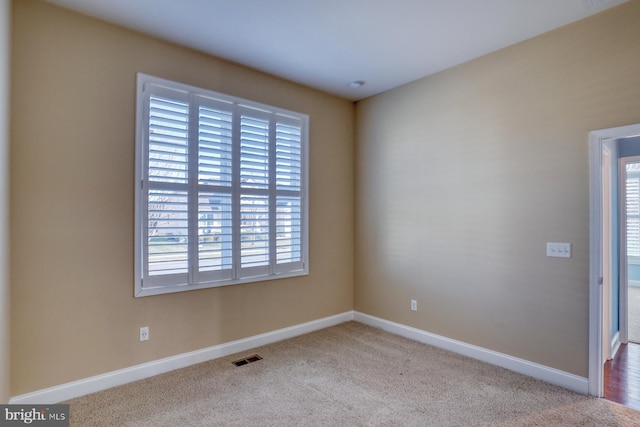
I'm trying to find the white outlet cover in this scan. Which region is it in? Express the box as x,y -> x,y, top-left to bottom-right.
140,326 -> 149,341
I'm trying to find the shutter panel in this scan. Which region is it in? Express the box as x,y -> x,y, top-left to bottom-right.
240,194 -> 270,269
198,105 -> 233,186
198,192 -> 232,272
275,119 -> 303,265
195,101 -> 234,281
145,93 -> 190,281
148,97 -> 189,183
275,122 -> 302,191
240,115 -> 269,189
147,189 -> 189,275
276,196 -> 302,263
627,177 -> 640,257
239,112 -> 270,272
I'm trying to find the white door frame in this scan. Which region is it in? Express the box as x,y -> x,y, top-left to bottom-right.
602,143 -> 612,362
589,123 -> 640,397
617,155 -> 640,346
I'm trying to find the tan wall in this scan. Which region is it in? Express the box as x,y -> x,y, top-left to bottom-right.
10,0 -> 354,396
355,0 -> 640,377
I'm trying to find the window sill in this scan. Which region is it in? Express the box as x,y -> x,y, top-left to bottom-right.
135,269 -> 308,297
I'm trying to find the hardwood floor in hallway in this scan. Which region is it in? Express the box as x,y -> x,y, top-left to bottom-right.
604,342 -> 640,411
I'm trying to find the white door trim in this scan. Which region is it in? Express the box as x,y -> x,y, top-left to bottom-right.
602,144 -> 611,361
617,155 -> 640,346
589,123 -> 640,397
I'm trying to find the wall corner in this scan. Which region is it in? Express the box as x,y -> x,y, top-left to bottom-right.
0,0 -> 11,404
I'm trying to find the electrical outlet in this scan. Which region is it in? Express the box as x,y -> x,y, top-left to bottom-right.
410,300 -> 417,311
140,326 -> 149,341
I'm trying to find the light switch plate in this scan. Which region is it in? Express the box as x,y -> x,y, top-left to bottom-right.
546,242 -> 571,258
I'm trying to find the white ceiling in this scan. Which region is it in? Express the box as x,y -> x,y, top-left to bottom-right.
44,0 -> 628,101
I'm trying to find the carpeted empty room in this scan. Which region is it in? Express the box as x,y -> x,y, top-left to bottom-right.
66,322 -> 640,426
7,1 -> 640,425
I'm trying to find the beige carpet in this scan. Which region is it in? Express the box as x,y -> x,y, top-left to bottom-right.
65,322 -> 640,426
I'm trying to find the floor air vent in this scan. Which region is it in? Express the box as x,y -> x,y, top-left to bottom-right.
232,355 -> 263,367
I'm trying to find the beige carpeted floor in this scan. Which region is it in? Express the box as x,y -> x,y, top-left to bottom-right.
65,322 -> 640,426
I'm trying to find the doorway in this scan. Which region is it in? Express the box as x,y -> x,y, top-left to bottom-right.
601,141 -> 640,411
589,124 -> 640,398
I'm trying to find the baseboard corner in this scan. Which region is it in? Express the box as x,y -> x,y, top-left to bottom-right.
353,311 -> 589,395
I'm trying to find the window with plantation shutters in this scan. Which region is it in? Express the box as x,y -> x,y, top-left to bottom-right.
135,74 -> 308,297
626,170 -> 640,261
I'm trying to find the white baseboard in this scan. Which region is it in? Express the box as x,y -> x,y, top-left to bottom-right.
353,312 -> 589,394
9,311 -> 354,404
11,310 -> 590,404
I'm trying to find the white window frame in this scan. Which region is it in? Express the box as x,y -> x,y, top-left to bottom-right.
135,73 -> 309,297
